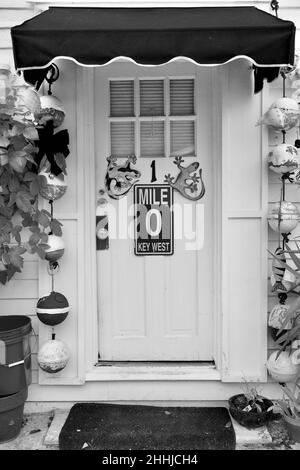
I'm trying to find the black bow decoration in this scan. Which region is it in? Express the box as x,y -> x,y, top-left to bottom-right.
36,120 -> 70,175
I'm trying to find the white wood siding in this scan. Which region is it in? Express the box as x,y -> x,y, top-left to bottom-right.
0,1 -> 39,384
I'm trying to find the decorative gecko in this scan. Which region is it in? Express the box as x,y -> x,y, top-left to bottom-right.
164,156 -> 205,201
105,155 -> 141,199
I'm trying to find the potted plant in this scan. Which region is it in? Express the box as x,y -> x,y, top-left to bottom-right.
271,382 -> 300,443
268,242 -> 300,351
228,382 -> 275,429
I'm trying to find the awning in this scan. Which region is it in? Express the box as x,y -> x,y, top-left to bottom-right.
11,6 -> 296,92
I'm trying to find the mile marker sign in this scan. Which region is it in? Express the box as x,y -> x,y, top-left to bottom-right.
134,184 -> 174,256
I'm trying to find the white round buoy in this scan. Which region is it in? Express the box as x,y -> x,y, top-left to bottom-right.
38,169 -> 67,201
45,235 -> 65,262
268,144 -> 299,174
268,201 -> 300,233
36,95 -> 65,127
37,338 -> 69,374
267,350 -> 299,382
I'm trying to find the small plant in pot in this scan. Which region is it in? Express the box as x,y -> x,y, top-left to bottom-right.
268,242 -> 300,350
271,381 -> 300,443
228,382 -> 275,429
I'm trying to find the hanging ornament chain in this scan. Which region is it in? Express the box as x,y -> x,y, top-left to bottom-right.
47,198 -> 60,287
270,0 -> 279,18
280,73 -> 291,251
47,199 -> 59,342
45,64 -> 59,96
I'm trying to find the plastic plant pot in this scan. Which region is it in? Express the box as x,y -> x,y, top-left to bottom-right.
0,387 -> 28,443
228,394 -> 275,429
284,415 -> 300,443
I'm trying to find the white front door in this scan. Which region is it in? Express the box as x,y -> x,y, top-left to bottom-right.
95,63 -> 216,361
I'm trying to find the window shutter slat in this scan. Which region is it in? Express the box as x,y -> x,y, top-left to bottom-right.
111,122 -> 135,157
140,80 -> 164,116
140,122 -> 164,157
110,80 -> 134,117
170,121 -> 195,157
170,79 -> 194,116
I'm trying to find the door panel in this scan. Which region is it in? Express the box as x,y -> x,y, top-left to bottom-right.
95,63 -> 214,361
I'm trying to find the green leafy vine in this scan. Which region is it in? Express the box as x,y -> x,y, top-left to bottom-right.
0,72 -> 66,284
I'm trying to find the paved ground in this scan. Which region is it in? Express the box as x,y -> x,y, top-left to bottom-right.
0,410 -> 299,450
0,411 -> 55,450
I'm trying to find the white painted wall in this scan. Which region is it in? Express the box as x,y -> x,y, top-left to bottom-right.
0,0 -> 298,402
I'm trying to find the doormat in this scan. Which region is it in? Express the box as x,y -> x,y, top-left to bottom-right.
59,403 -> 235,450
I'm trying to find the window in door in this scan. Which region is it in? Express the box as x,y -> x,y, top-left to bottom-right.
109,78 -> 196,159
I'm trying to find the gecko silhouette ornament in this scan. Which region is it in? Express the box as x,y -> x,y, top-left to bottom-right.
105,155 -> 141,199
164,156 -> 205,201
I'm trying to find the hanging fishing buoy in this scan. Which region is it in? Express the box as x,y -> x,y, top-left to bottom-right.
36,291 -> 69,326
266,350 -> 300,382
258,97 -> 300,132
45,234 -> 65,262
36,95 -> 65,128
268,303 -> 293,330
268,201 -> 300,233
37,336 -> 70,373
268,143 -> 299,174
38,167 -> 68,201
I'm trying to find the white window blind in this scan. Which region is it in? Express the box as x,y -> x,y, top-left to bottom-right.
170,79 -> 194,116
170,121 -> 195,157
109,77 -> 195,158
110,122 -> 135,157
110,80 -> 134,117
140,122 -> 165,157
140,80 -> 164,116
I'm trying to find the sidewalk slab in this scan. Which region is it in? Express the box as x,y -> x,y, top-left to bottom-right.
44,410 -> 70,448
230,416 -> 272,446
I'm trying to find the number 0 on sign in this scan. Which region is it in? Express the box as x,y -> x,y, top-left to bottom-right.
134,184 -> 174,256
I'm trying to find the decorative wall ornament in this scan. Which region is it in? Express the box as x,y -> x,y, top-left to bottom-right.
164,156 -> 205,201
268,302 -> 294,330
266,350 -> 300,383
36,291 -> 69,326
268,143 -> 299,174
36,94 -> 65,128
258,97 -> 300,132
38,163 -> 68,201
271,247 -> 287,292
44,234 -> 65,262
105,155 -> 141,199
37,336 -> 70,373
264,57 -> 300,391
288,167 -> 300,184
32,66 -> 71,374
36,121 -> 69,177
268,201 -> 300,233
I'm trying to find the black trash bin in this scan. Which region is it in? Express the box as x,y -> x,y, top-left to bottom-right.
0,316 -> 32,396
